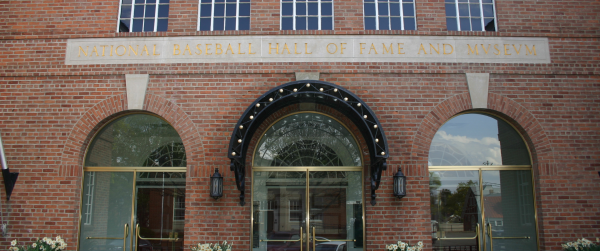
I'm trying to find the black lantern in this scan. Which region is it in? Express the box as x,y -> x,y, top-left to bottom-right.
210,168 -> 223,199
393,167 -> 406,199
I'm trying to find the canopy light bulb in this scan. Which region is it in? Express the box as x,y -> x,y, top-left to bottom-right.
249,115 -> 254,120
232,152 -> 236,156
239,125 -> 244,129
344,97 -> 348,101
279,89 -> 284,93
293,88 -> 298,92
319,88 -> 324,92
357,103 -> 362,107
334,88 -> 338,92
374,125 -> 378,129
256,103 -> 261,108
363,115 -> 368,119
375,138 -> 379,143
238,139 -> 242,143
306,84 -> 311,87
269,98 -> 273,102
381,151 -> 385,155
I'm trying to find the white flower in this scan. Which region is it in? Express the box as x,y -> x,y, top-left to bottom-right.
418,241 -> 423,247
32,243 -> 38,248
11,240 -> 17,246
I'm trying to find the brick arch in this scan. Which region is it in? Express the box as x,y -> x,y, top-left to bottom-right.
60,93 -> 204,177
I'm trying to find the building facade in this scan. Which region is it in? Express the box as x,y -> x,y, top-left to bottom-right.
0,0 -> 599,250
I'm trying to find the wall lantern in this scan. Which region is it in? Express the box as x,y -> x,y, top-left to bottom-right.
210,168 -> 223,199
393,167 -> 406,199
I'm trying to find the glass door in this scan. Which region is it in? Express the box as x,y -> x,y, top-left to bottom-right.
79,171 -> 186,251
482,170 -> 537,251
252,169 -> 363,251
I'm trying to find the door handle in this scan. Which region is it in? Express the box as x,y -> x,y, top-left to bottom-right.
312,227 -> 356,250
136,224 -> 180,243
86,223 -> 129,249
435,223 -> 479,241
487,223 -> 529,251
260,227 -> 303,251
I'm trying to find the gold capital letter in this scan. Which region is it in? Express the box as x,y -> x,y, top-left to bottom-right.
91,46 -> 99,56
249,43 -> 256,54
205,44 -> 212,55
269,43 -> 279,54
173,44 -> 181,55
397,43 -> 405,55
512,44 -> 522,55
340,43 -> 347,54
503,44 -> 511,55
183,44 -> 193,55
369,43 -> 378,54
226,43 -> 235,55
78,46 -> 88,57
101,45 -> 108,56
142,45 -> 150,56
282,43 -> 291,54
326,43 -> 338,54
382,43 -> 393,54
294,43 -> 301,54
304,43 -> 312,54
215,44 -> 223,55
128,45 -> 139,56
467,44 -> 479,55
493,44 -> 500,55
430,43 -> 440,54
418,44 -> 427,54
481,44 -> 490,55
443,44 -> 454,55
525,45 -> 536,55
196,44 -> 203,55
238,43 -> 245,54
359,43 -> 366,54
153,44 -> 160,56
115,45 -> 126,56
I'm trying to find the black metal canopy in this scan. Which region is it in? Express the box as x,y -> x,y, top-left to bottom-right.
227,80 -> 389,206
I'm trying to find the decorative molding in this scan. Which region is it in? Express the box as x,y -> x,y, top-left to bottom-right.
466,73 -> 490,109
125,74 -> 149,110
295,72 -> 320,81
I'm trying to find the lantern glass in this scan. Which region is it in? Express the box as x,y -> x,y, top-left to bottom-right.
393,168 -> 406,198
210,168 -> 223,199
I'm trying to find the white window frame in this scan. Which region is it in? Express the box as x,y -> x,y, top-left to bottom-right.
362,0 -> 417,30
280,0 -> 334,30
197,0 -> 251,31
445,0 -> 497,31
83,172 -> 95,225
117,0 -> 170,32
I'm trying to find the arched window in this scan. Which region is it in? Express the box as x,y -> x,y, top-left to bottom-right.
428,113 -> 537,251
79,114 -> 186,251
251,112 -> 365,251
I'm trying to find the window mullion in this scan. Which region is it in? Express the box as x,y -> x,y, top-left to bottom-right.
236,0 -> 240,30
374,0 -> 379,30
479,0 -> 484,31
211,0 -> 216,31
454,0 -> 460,31
318,0 -> 322,30
154,0 -> 160,31
399,0 -> 404,30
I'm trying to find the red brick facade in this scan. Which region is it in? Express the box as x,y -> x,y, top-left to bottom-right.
0,0 -> 599,250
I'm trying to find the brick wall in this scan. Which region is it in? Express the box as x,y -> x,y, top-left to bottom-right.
0,0 -> 599,250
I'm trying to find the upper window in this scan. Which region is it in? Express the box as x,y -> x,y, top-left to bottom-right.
445,0 -> 496,31
118,0 -> 170,32
198,0 -> 251,31
281,0 -> 333,30
363,0 -> 416,30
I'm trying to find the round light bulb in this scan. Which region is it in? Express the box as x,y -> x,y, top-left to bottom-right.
249,115 -> 254,120
306,83 -> 311,87
238,139 -> 242,143
279,89 -> 284,93
256,103 -> 260,108
344,97 -> 348,101
381,151 -> 385,155
375,138 -> 379,143
334,88 -> 338,92
293,88 -> 298,92
232,152 -> 236,156
374,125 -> 378,129
319,88 -> 324,92
357,103 -> 362,107
363,115 -> 368,119
239,125 -> 244,129
269,98 -> 273,102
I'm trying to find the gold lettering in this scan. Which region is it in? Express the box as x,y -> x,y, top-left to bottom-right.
153,44 -> 160,56
182,44 -> 192,55
115,45 -> 126,56
304,43 -> 312,54
78,46 -> 88,57
359,43 -> 366,54
110,45 -> 114,56
525,45 -> 536,55
128,45 -> 138,56
340,43 -> 347,54
237,43 -> 245,54
503,44 -> 511,55
142,45 -> 150,56
512,44 -> 522,55
215,44 -> 223,55
430,43 -> 440,55
226,43 -> 235,55
418,44 -> 427,54
91,46 -> 99,57
294,43 -> 302,54
248,43 -> 256,54
397,43 -> 405,54
196,44 -> 203,55
101,45 -> 108,56
467,44 -> 479,55
493,44 -> 500,55
382,43 -> 393,54
369,43 -> 378,54
269,43 -> 279,54
443,44 -> 454,55
481,44 -> 490,55
205,44 -> 212,55
173,44 -> 181,55
282,43 -> 291,54
326,43 -> 338,54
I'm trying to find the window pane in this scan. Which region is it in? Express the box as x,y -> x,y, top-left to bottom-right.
446,17 -> 457,31
147,0 -> 156,3
321,3 -> 332,15
296,3 -> 306,15
282,3 -> 293,15
378,3 -> 389,16
145,4 -> 155,17
308,3 -> 318,15
404,17 -> 415,30
308,16 -> 318,29
459,17 -> 470,30
157,18 -> 168,31
200,4 -> 212,17
239,3 -> 250,16
365,17 -> 376,30
135,0 -> 144,3
201,0 -> 211,2
484,18 -> 495,31
158,4 -> 169,17
403,3 -> 414,16
483,5 -> 494,17
390,17 -> 401,30
239,17 -> 250,30
445,3 -> 456,17
321,17 -> 332,30
119,20 -> 131,32
296,16 -> 306,29
132,19 -> 143,31
390,3 -> 400,16
364,3 -> 376,16
122,0 -> 132,4
458,3 -> 469,16
379,17 -> 389,30
471,18 -> 482,31
161,0 -> 170,2
282,17 -> 293,30
470,3 -> 480,17
144,19 -> 155,31
214,17 -> 225,30
199,17 -> 211,30
225,17 -> 236,30
226,3 -> 236,16
121,6 -> 132,18
134,4 -> 144,17
214,4 -> 225,16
